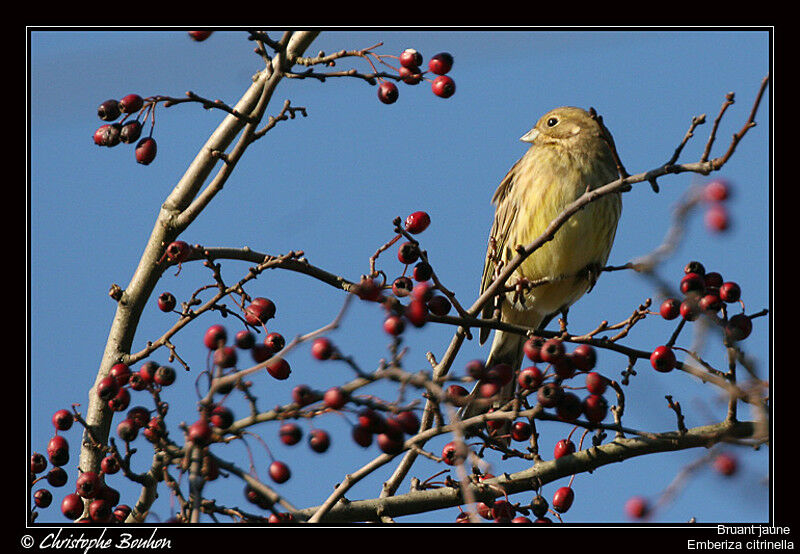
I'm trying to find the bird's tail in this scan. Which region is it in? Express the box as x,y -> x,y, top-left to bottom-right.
459,324 -> 531,427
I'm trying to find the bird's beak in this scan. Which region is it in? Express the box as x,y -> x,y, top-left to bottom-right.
519,128 -> 539,143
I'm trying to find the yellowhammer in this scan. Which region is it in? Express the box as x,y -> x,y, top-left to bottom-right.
463,106 -> 622,421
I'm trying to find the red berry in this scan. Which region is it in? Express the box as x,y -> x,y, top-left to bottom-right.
413,261 -> 433,282
97,99 -> 121,121
384,314 -> 406,336
397,241 -> 421,264
650,345 -> 676,373
235,330 -> 255,349
117,419 -> 139,442
244,300 -> 275,326
479,380 -> 502,399
135,137 -> 157,165
552,356 -> 576,380
31,453 -> 48,474
585,372 -> 607,395
188,31 -> 213,41
725,314 -> 752,342
517,366 -> 544,391
485,363 -> 513,386
582,394 -> 608,423
266,357 -> 291,380
47,467 -> 68,487
555,392 -> 582,422
523,336 -> 546,362
108,387 -> 131,412
214,346 -> 237,371
699,293 -> 723,313
428,52 -> 454,75
552,486 -> 575,513
705,179 -> 731,202
308,429 -> 331,453
537,383 -> 562,408
377,432 -> 404,455
154,365 -> 176,387
47,435 -> 70,466
158,292 -> 176,312
188,419 -> 212,446
441,440 -> 467,465
427,295 -> 451,316
119,93 -> 144,113
89,498 -> 113,522
34,488 -> 53,508
465,359 -> 486,380
705,204 -> 729,232
377,81 -> 399,104
96,376 -> 119,401
395,410 -> 420,435
269,461 -> 291,484
76,471 -> 102,498
352,425 -> 373,448
713,452 -> 738,476
292,384 -> 316,407
203,324 -> 227,349
432,75 -> 456,98
554,439 -> 575,459
680,272 -> 706,295
510,421 -> 532,441
264,332 -> 286,353
399,48 -> 423,68
399,65 -> 423,85
392,276 -> 414,297
404,211 -> 431,234
405,298 -> 428,327
660,298 -> 681,320
61,493 -> 85,520
491,499 -> 516,521
279,423 -> 303,445
680,297 -> 701,321
358,408 -> 386,434
210,405 -> 234,429
625,496 -> 650,519
93,123 -> 122,146
311,337 -> 334,360
323,387 -> 348,410
52,409 -> 74,431
541,338 -> 565,363
127,406 -> 150,429
446,384 -> 470,404
120,120 -> 143,144
704,271 -> 724,290
165,240 -> 192,263
570,344 -> 597,371
139,361 -> 158,383
719,282 -> 741,303
101,455 -> 121,475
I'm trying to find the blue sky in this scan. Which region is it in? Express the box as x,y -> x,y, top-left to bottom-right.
29,29 -> 771,524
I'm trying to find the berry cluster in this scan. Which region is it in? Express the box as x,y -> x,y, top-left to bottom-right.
377,49 -> 455,105
92,93 -> 157,165
651,260 -> 752,373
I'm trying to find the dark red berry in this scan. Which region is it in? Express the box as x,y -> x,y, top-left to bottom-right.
446,384 -> 470,404
96,376 -> 119,401
541,338 -> 565,363
264,332 -> 285,353
650,345 -> 676,373
491,499 -> 516,520
523,336 -> 546,362
384,314 -> 406,336
725,314 -> 753,342
412,261 -> 433,282
214,346 -> 238,369
266,358 -> 291,380
188,419 -> 212,446
158,292 -> 176,312
127,406 -> 150,429
377,432 -> 404,454
537,383 -> 562,408
680,272 -> 706,295
570,344 -> 596,371
395,410 -> 420,435
235,330 -> 255,349
684,261 -> 706,276
279,423 -> 303,445
47,467 -> 68,487
269,461 -> 291,484
97,99 -> 121,121
699,293 -> 723,313
428,52 -> 454,75
292,384 -> 316,407
108,387 -> 131,412
399,65 -> 423,85
52,409 -> 74,431
154,365 -> 176,387
405,298 -> 428,327
210,405 -> 234,429
485,363 -> 513,386
680,297 -> 701,321
397,241 -> 421,264
352,424 -> 373,447
34,488 -> 53,508
47,435 -> 69,466
119,120 -> 143,143
625,496 -> 650,519
660,298 -> 681,320
392,276 -> 414,297
427,295 -> 452,316
556,392 -> 582,422
76,471 -> 102,499
510,421 -> 532,441
308,429 -> 331,453
582,394 -> 608,423
704,271 -> 724,290
432,75 -> 456,98
117,419 -> 138,442
101,455 -> 121,475
31,453 -> 48,474
135,137 -> 157,165
465,359 -> 486,380
61,493 -> 85,520
188,31 -> 213,41
378,81 -> 399,104
441,440 -> 467,465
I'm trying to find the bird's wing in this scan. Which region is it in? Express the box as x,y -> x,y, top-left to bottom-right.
479,158 -> 522,345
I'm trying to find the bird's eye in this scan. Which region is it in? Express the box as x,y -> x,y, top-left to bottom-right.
547,117 -> 559,127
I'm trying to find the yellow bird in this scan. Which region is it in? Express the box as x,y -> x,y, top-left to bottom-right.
463,106 -> 622,423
